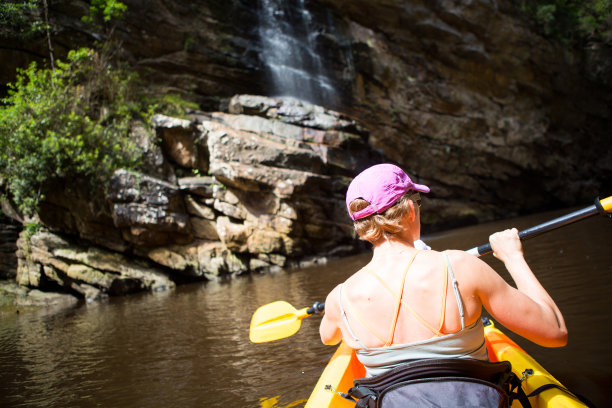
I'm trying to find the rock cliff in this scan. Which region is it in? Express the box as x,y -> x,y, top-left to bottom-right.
1,0 -> 610,299
2,0 -> 609,220
7,96 -> 382,300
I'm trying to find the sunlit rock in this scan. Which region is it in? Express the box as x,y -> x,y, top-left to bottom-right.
10,96 -> 383,297
152,114 -> 208,172
216,216 -> 251,252
247,229 -> 285,254
14,229 -> 175,301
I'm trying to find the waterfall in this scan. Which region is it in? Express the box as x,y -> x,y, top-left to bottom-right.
258,0 -> 338,106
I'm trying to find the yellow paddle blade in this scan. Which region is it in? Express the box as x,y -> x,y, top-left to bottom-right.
601,196 -> 612,213
249,301 -> 310,343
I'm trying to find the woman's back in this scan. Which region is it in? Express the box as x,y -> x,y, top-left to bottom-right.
338,249 -> 483,349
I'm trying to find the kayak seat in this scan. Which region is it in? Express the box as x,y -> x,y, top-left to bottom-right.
346,357 -> 531,408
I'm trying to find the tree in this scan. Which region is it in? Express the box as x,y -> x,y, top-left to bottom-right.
0,0 -> 196,214
0,47 -> 142,214
0,0 -> 54,67
520,0 -> 612,45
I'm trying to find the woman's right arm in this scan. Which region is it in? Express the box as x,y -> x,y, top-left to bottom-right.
319,285 -> 343,346
466,228 -> 568,347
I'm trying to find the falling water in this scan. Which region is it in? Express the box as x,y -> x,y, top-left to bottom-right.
258,0 -> 338,106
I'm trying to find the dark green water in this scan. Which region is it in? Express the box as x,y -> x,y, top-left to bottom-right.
1,208 -> 611,408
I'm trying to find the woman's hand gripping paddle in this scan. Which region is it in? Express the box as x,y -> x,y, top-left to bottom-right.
467,196 -> 612,257
249,301 -> 325,343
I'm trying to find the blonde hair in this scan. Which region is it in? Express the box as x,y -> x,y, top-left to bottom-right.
349,193 -> 414,243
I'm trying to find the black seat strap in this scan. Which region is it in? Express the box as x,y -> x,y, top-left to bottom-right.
507,375 -> 531,408
527,383 -> 594,407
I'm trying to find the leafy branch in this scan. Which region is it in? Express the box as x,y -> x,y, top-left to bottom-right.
0,46 -> 143,214
519,0 -> 612,45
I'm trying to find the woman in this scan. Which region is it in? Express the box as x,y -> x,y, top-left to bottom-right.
319,163 -> 567,378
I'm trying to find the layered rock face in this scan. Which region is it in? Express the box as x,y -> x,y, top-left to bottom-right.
315,0 -> 611,222
12,96 -> 382,300
1,0 -> 609,224
2,1 -> 611,299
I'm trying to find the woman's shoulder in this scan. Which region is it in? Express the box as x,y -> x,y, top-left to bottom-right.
440,249 -> 491,285
441,249 -> 483,265
343,266 -> 376,291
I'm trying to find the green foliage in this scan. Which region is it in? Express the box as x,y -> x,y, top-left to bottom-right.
0,1 -> 34,26
184,36 -> 195,51
82,0 -> 127,25
0,0 -> 43,39
1,0 -> 127,46
0,46 -> 144,214
520,0 -> 612,44
0,0 -> 199,216
25,221 -> 40,237
145,93 -> 200,119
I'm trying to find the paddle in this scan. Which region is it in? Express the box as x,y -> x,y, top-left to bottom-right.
249,196 -> 611,343
249,300 -> 325,343
466,196 -> 612,257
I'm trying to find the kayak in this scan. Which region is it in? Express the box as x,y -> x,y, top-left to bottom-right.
304,319 -> 588,408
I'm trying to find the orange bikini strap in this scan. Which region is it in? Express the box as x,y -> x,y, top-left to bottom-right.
385,251 -> 419,346
340,286 -> 388,345
437,255 -> 449,333
364,254 -> 445,338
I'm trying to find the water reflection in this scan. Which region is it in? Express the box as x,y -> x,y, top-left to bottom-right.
0,208 -> 610,408
259,395 -> 307,408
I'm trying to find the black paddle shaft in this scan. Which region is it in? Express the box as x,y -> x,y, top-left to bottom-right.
307,302 -> 325,315
471,199 -> 607,257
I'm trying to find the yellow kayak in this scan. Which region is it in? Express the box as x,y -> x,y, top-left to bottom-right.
305,319 -> 588,408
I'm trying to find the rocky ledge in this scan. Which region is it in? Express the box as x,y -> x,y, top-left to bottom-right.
0,281 -> 79,314
5,95 -> 384,301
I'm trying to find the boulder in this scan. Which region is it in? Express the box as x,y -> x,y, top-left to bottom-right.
191,217 -> 219,240
107,170 -> 192,245
4,284 -> 79,309
229,95 -> 368,136
16,229 -> 175,299
184,195 -> 216,219
178,177 -> 216,197
216,216 -> 251,252
152,114 -> 208,172
247,229 -> 285,254
107,169 -> 184,208
146,240 -> 247,279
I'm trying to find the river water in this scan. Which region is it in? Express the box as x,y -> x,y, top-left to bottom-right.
1,208 -> 611,408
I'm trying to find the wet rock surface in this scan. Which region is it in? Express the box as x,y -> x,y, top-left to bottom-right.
0,280 -> 79,314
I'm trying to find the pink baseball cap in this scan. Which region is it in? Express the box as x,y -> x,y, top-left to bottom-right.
346,163 -> 430,221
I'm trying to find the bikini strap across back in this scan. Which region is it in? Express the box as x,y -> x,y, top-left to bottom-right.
364,258 -> 447,337
338,251 -> 418,347
385,251 -> 419,345
338,251 -> 466,349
